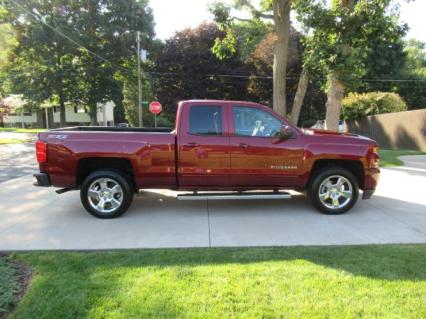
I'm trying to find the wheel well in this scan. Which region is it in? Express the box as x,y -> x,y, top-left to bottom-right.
310,159 -> 365,189
76,157 -> 135,187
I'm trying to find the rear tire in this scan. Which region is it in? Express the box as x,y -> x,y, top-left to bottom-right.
308,166 -> 359,215
80,170 -> 133,219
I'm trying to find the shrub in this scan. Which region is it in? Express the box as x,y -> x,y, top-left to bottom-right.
342,92 -> 407,120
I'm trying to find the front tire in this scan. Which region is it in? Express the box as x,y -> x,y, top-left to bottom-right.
308,166 -> 359,215
80,170 -> 133,218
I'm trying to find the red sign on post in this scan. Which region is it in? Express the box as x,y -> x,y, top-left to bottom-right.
149,101 -> 162,115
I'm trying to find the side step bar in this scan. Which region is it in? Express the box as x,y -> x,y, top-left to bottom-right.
177,191 -> 291,201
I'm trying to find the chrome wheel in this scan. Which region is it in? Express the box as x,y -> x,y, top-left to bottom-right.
318,175 -> 353,210
87,178 -> 123,214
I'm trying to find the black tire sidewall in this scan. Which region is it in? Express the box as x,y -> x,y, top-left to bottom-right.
309,167 -> 359,215
80,170 -> 133,219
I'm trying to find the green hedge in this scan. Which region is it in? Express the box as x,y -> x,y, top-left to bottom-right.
342,92 -> 407,120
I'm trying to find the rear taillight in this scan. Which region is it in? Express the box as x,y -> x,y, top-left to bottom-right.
36,141 -> 47,163
368,146 -> 380,168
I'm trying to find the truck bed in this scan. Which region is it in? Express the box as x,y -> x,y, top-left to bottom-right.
38,128 -> 177,189
50,126 -> 173,133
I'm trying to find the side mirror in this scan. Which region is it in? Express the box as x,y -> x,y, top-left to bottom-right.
278,125 -> 294,140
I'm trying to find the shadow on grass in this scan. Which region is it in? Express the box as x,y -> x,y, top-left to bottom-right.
15,245 -> 426,283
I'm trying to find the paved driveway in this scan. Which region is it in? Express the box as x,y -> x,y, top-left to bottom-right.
0,142 -> 37,183
0,132 -> 38,183
0,162 -> 425,250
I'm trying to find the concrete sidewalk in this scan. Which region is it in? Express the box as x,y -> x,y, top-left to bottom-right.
0,166 -> 425,250
399,155 -> 426,170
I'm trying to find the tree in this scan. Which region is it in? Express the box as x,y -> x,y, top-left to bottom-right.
3,0 -> 80,126
121,77 -> 171,128
67,0 -> 155,125
0,22 -> 17,97
245,29 -> 322,126
0,6 -> 17,89
153,23 -> 254,118
397,39 -> 426,109
360,35 -> 406,93
211,0 -> 293,117
3,0 -> 155,126
342,91 -> 407,120
0,98 -> 11,126
404,40 -> 426,73
295,0 -> 407,130
0,23 -> 16,69
211,0 -> 315,125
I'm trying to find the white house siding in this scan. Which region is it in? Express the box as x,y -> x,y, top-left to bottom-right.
52,107 -> 91,124
3,101 -> 115,127
97,101 -> 115,125
3,113 -> 37,125
53,102 -> 115,124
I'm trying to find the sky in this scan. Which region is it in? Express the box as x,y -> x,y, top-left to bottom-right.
150,0 -> 426,43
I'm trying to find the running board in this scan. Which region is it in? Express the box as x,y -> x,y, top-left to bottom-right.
177,191 -> 291,201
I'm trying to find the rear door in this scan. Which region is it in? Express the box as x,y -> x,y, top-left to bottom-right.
178,103 -> 230,187
229,105 -> 304,188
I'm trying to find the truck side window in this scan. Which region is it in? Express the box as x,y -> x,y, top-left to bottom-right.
233,106 -> 282,137
189,105 -> 223,136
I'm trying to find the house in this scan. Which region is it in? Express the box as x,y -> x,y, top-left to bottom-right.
2,94 -> 115,128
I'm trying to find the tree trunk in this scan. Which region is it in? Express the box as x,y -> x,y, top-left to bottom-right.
55,45 -> 66,128
325,76 -> 345,131
272,0 -> 292,117
88,1 -> 98,127
36,109 -> 44,128
290,68 -> 309,125
59,94 -> 66,127
324,0 -> 354,131
89,103 -> 97,126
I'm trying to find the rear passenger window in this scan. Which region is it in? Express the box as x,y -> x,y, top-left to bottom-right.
189,106 -> 223,135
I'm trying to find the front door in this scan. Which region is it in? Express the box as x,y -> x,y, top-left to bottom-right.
229,105 -> 304,188
178,103 -> 230,187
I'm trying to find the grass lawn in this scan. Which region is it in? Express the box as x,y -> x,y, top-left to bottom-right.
0,128 -> 45,133
0,138 -> 30,144
5,244 -> 426,318
379,149 -> 426,167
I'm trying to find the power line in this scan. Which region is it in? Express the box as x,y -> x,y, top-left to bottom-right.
4,61 -> 426,83
8,0 -> 137,78
5,1 -> 426,84
5,65 -> 426,84
7,1 -> 426,86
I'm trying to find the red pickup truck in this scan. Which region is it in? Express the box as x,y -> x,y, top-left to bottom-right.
34,100 -> 380,218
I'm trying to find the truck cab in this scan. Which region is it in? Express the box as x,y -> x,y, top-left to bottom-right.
177,100 -> 305,189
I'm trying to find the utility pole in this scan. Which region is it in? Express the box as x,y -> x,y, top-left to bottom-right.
45,107 -> 49,129
136,31 -> 143,127
21,108 -> 24,129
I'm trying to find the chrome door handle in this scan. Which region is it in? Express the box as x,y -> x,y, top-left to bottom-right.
184,142 -> 199,148
238,143 -> 249,148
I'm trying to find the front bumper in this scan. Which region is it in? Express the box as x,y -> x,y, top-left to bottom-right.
362,189 -> 375,199
362,167 -> 380,200
33,173 -> 51,187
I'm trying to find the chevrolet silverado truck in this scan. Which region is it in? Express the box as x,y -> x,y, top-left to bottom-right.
34,100 -> 380,218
